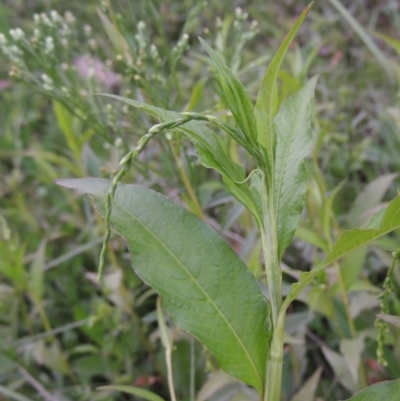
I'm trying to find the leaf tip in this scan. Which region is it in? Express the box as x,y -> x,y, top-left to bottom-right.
305,1 -> 314,14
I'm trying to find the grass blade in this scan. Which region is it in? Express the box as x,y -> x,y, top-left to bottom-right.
327,0 -> 393,81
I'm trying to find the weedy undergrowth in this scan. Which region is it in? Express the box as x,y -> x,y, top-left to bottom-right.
57,4 -> 400,401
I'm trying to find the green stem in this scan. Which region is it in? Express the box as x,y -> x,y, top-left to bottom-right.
264,312 -> 285,401
260,174 -> 281,326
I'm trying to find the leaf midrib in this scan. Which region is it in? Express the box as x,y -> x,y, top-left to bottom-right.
102,189 -> 263,390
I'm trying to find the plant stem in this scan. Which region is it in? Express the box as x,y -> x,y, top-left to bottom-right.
258,171 -> 284,401
260,175 -> 281,326
264,312 -> 285,401
166,347 -> 177,401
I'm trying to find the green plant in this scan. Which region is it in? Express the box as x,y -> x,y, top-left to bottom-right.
56,4 -> 400,401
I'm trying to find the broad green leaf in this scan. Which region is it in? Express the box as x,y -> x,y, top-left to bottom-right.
97,385 -> 166,401
255,4 -> 312,173
199,37 -> 258,146
100,94 -> 262,223
340,378 -> 400,401
274,77 -> 317,258
57,178 -> 269,392
282,195 -> 400,311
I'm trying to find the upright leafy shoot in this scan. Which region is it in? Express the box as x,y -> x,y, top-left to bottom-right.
199,37 -> 259,149
56,4 -> 400,401
255,3 -> 313,178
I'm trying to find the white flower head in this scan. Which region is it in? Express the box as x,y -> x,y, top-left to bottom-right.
10,28 -> 25,41
84,24 -> 92,36
45,36 -> 54,53
41,13 -> 53,27
50,10 -> 60,23
0,33 -> 7,46
64,11 -> 75,24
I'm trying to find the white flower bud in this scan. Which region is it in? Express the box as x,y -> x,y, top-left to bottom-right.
41,73 -> 53,84
150,44 -> 159,59
50,10 -> 60,22
84,24 -> 92,36
64,11 -> 75,24
0,33 -> 7,46
45,36 -> 54,53
41,13 -> 53,27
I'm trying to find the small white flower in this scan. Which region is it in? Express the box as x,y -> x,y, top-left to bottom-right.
9,45 -> 23,58
64,11 -> 75,24
84,24 -> 92,36
0,33 -> 7,46
41,13 -> 53,27
60,25 -> 70,37
33,29 -> 40,39
33,14 -> 40,24
42,74 -> 54,91
150,44 -> 159,60
235,7 -> 243,17
137,21 -> 146,30
45,36 -> 54,53
41,73 -> 53,84
50,10 -> 60,23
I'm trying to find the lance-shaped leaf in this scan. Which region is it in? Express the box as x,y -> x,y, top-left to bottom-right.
340,378 -> 400,401
57,178 -> 269,393
100,94 -> 262,224
282,195 -> 400,312
255,3 -> 313,174
274,77 -> 317,258
198,37 -> 258,147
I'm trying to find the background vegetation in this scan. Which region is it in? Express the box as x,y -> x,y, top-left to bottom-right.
1,0 -> 400,400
